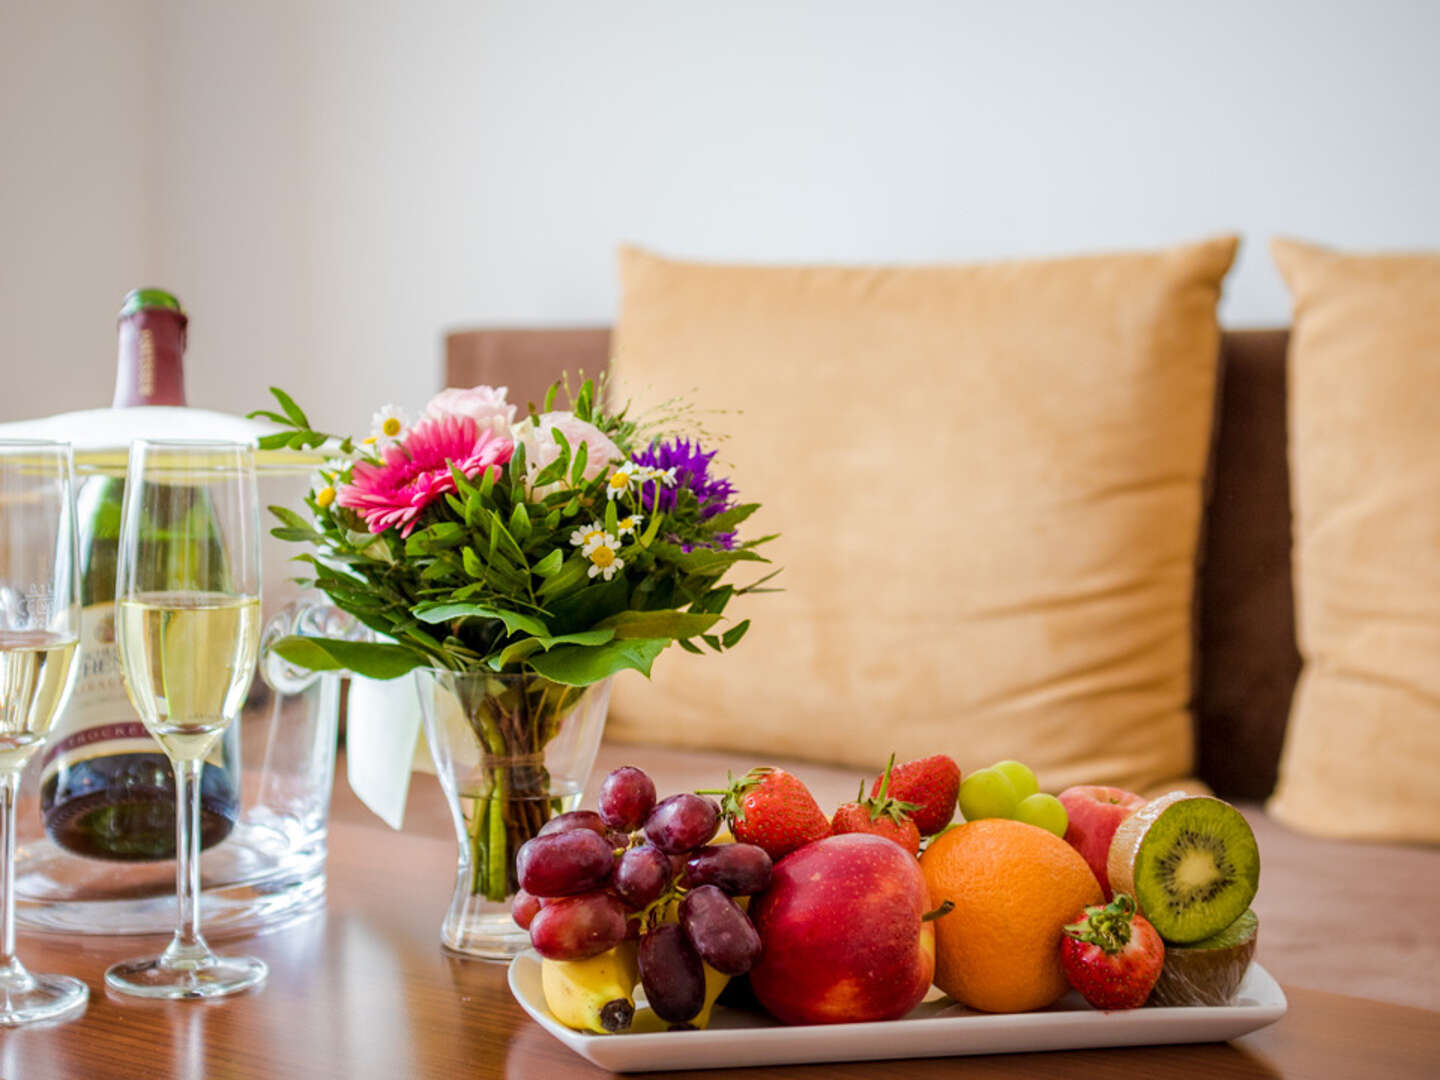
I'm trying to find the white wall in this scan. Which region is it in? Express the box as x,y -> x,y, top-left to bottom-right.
1,0 -> 158,417
4,0 -> 1439,431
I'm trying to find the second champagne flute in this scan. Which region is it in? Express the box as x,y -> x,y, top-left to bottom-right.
104,440 -> 266,999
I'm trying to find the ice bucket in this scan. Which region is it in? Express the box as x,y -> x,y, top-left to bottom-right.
0,405 -> 343,936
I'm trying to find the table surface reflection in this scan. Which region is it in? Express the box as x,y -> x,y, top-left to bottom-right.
4,784 -> 1439,1080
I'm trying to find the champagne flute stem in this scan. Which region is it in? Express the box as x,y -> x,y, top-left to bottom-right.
0,771 -> 19,976
169,758 -> 207,961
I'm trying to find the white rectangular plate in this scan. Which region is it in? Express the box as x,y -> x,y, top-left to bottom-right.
509,951 -> 1287,1073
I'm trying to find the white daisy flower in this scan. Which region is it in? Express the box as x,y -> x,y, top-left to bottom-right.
310,459 -> 349,510
605,463 -> 640,501
569,522 -> 607,549
586,536 -> 624,580
311,477 -> 337,510
363,404 -> 409,448
615,513 -> 643,537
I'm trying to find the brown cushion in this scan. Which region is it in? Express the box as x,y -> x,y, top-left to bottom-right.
605,239 -> 1237,794
1268,238 -> 1440,843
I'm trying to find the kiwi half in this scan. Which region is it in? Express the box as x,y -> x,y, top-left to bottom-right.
1150,909 -> 1259,1007
1107,792 -> 1259,945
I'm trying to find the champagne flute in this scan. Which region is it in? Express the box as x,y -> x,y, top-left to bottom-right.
0,440 -> 86,1025
104,440 -> 266,999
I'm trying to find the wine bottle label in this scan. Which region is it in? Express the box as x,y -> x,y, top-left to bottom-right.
40,601 -> 224,783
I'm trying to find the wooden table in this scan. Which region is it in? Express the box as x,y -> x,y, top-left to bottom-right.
5,815 -> 1438,1080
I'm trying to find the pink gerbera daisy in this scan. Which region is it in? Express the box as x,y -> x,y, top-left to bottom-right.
337,414 -> 514,536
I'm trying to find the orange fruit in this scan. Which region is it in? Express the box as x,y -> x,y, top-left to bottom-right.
920,818 -> 1102,1013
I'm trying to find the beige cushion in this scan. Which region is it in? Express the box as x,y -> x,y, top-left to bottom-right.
607,238 -> 1237,793
1268,238 -> 1440,843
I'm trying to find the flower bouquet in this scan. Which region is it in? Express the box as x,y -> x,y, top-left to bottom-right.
251,378 -> 773,945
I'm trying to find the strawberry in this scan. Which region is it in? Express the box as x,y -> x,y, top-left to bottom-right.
832,755 -> 922,856
702,767 -> 831,860
1059,893 -> 1165,1010
870,753 -> 960,836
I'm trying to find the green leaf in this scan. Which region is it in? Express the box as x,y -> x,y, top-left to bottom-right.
676,638 -> 705,655
597,610 -> 722,640
528,637 -> 668,685
532,454 -> 569,489
494,628 -> 616,669
639,509 -> 664,547
508,439 -> 528,488
604,499 -> 618,535
269,386 -> 310,429
462,547 -> 484,579
653,542 -> 769,575
688,585 -> 734,616
509,502 -> 532,540
246,409 -> 290,424
702,503 -> 760,534
257,431 -> 294,450
269,503 -> 313,530
550,426 -> 573,475
412,602 -> 548,637
488,511 -> 528,567
543,574 -> 630,634
269,636 -> 426,680
543,381 -> 559,412
721,619 -> 751,649
575,379 -> 594,423
569,441 -> 588,487
480,463 -> 497,499
536,554 -> 590,598
532,548 -> 564,578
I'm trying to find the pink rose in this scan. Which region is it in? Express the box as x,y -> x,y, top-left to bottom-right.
423,385 -> 515,436
515,411 -> 623,494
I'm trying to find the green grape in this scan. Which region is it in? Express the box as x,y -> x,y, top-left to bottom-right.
1014,793 -> 1068,837
992,759 -> 1039,801
958,767 -> 1019,822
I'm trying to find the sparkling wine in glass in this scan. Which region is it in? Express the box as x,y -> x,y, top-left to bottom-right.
104,440 -> 267,999
0,440 -> 87,1025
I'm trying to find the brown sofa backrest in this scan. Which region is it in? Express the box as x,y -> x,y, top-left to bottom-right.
445,327 -> 1299,800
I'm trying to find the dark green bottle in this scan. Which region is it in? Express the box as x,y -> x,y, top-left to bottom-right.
38,290 -> 241,860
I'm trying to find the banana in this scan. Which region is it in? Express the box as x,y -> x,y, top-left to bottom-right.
686,961 -> 732,1030
541,941 -> 640,1034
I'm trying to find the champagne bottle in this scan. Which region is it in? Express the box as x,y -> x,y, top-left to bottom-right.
38,290 -> 241,861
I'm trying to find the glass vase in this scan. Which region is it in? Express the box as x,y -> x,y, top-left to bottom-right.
415,669 -> 612,961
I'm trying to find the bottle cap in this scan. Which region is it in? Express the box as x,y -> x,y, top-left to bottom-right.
118,288 -> 185,319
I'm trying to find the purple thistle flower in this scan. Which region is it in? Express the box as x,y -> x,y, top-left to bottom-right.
631,438 -> 737,550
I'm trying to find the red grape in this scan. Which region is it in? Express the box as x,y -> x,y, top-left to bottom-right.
679,884 -> 762,975
684,843 -> 772,896
537,810 -> 609,838
511,888 -> 543,930
598,766 -> 657,831
613,844 -> 672,909
644,794 -> 720,854
516,829 -> 615,897
528,891 -> 627,960
638,922 -> 706,1023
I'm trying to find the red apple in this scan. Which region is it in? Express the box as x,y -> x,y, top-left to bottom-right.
1057,785 -> 1145,898
748,833 -> 937,1025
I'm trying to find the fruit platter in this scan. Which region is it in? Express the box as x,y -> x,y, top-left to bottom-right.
507,756 -> 1286,1072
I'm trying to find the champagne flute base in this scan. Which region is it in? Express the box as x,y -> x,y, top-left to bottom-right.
104,952 -> 267,1000
0,970 -> 88,1026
